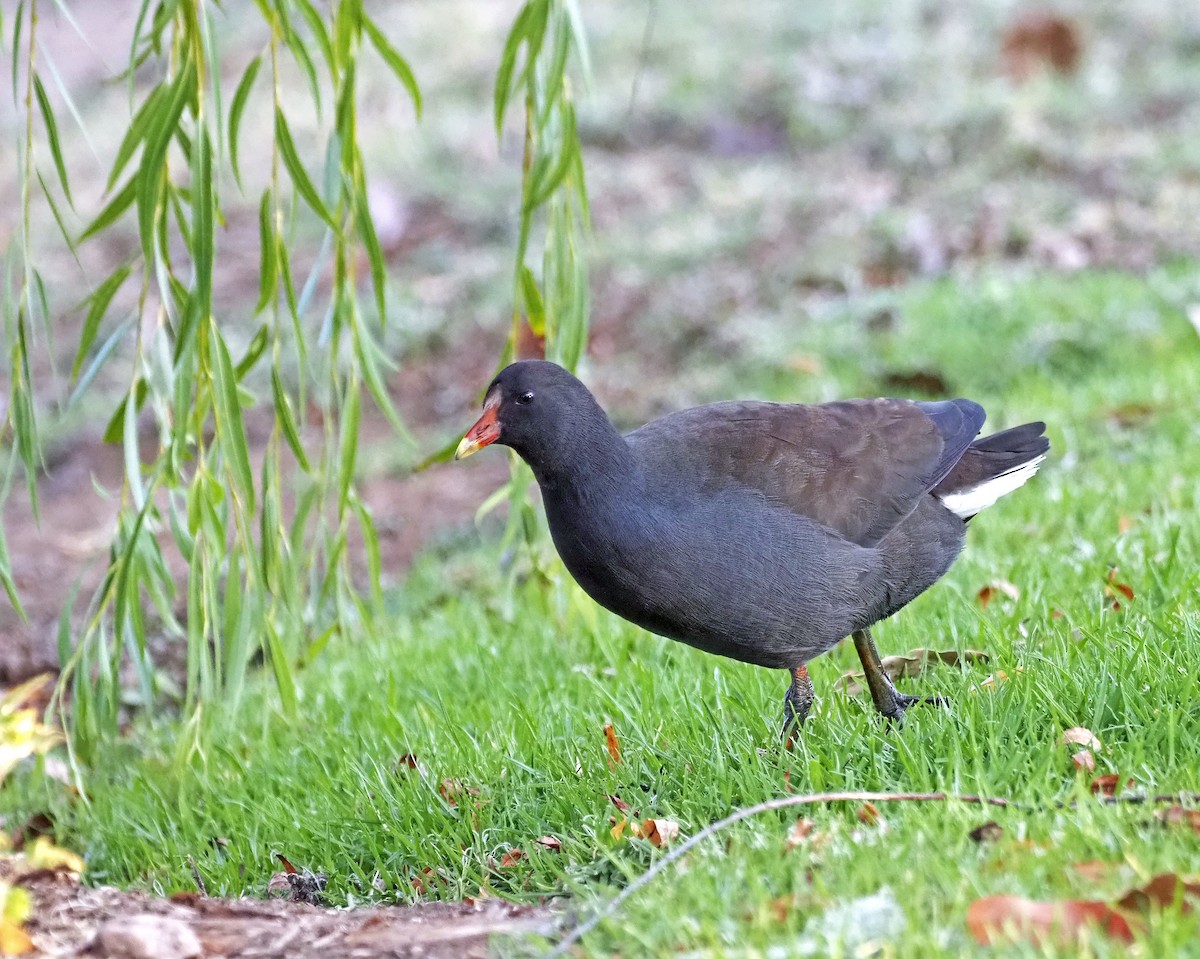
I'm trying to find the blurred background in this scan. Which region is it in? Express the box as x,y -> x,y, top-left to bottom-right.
2,0 -> 1199,683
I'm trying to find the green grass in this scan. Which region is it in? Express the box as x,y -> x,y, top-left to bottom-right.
7,266 -> 1200,956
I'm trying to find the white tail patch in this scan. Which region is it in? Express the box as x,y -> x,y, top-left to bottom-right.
938,454 -> 1046,519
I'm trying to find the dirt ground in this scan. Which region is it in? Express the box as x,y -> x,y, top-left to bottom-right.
3,858 -> 555,958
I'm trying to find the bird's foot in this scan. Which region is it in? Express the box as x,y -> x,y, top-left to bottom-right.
878,692 -> 951,723
780,665 -> 815,744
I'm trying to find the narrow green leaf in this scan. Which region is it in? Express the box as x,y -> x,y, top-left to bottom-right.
10,1 -> 25,105
36,170 -> 81,267
292,0 -> 335,77
349,495 -> 383,609
254,189 -> 278,313
123,377 -> 147,509
0,520 -> 26,621
33,74 -> 73,206
336,377 -> 362,512
414,431 -> 466,472
79,175 -> 137,242
271,368 -> 311,472
524,106 -> 578,211
274,108 -> 336,228
362,14 -> 421,117
353,179 -> 387,322
210,323 -> 256,513
101,376 -> 147,443
494,0 -> 534,136
264,619 -> 298,717
71,261 -> 133,381
227,55 -> 261,188
192,126 -> 214,323
519,265 -> 546,335
135,58 -> 195,260
234,324 -> 269,379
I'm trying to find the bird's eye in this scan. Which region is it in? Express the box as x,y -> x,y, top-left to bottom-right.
515,390 -> 535,405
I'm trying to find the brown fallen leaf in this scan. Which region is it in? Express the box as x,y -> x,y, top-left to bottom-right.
1072,750 -> 1096,773
603,722 -> 622,768
1090,774 -> 1133,797
966,894 -> 1133,946
638,818 -> 681,847
977,580 -> 1020,609
1154,806 -> 1200,834
1001,12 -> 1082,82
785,818 -> 817,851
1062,727 -> 1101,750
534,835 -> 562,852
1117,873 -> 1200,913
834,647 -> 989,696
607,794 -> 633,815
969,821 -> 1004,843
437,778 -> 480,807
498,849 -> 525,868
393,753 -> 423,775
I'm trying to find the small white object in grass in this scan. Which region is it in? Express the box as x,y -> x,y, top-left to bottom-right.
939,455 -> 1046,519
1188,304 -> 1200,338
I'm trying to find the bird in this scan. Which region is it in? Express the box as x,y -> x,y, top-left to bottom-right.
455,360 -> 1048,733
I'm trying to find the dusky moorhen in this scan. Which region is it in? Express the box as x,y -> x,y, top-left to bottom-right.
456,360 -> 1048,732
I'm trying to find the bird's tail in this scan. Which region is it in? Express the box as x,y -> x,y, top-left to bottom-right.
933,422 -> 1049,519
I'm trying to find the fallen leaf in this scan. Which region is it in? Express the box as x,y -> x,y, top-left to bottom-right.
639,818 -> 681,847
856,802 -> 882,826
1154,806 -> 1200,834
1072,750 -> 1096,773
1000,12 -> 1082,82
1117,515 -> 1135,535
0,882 -> 34,956
835,647 -> 989,696
393,754 -> 423,774
969,821 -> 1004,843
1104,569 -> 1134,608
23,836 -> 84,874
785,818 -> 817,851
534,835 -> 562,852
437,778 -> 479,807
607,794 -> 633,815
1117,873 -> 1200,913
275,853 -> 298,875
977,580 -> 1020,609
974,668 -> 1023,693
609,818 -> 628,842
966,895 -> 1133,946
1072,860 -> 1112,883
410,866 -> 436,894
1062,727 -> 1101,750
1090,774 -> 1133,797
603,722 -> 621,768
498,849 -> 525,868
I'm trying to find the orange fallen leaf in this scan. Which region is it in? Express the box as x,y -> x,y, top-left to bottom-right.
1104,569 -> 1134,609
437,778 -> 480,807
603,722 -> 622,768
966,895 -> 1134,946
1072,750 -> 1096,773
639,818 -> 681,847
410,866 -> 436,894
498,849 -> 525,868
977,580 -> 1020,609
534,835 -> 562,852
1090,774 -> 1133,797
856,802 -> 882,826
1061,727 -> 1101,750
785,818 -> 816,851
609,818 -> 628,842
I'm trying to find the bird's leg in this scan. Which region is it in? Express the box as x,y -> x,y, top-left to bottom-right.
780,665 -> 815,741
851,628 -> 947,722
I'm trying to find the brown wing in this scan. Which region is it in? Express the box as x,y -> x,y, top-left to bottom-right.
626,397 -> 986,546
